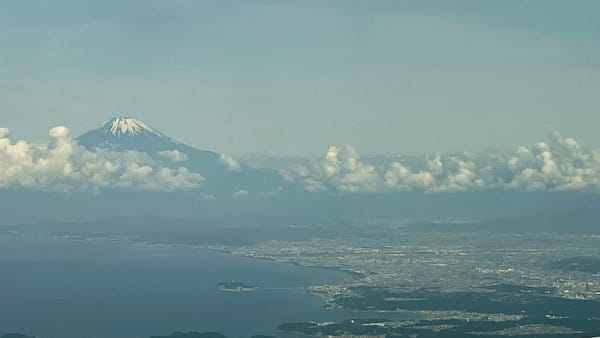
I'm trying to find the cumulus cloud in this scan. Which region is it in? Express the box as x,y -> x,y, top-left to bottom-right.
384,162 -> 434,191
219,154 -> 241,172
324,146 -> 381,193
426,156 -> 485,193
0,128 -> 9,139
284,133 -> 600,194
504,133 -> 600,191
158,149 -> 189,162
0,127 -> 204,192
284,146 -> 381,193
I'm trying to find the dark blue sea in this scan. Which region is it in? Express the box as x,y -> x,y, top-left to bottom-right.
0,233 -> 411,338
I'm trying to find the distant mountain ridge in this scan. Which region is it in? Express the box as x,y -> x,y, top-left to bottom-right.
402,207 -> 600,234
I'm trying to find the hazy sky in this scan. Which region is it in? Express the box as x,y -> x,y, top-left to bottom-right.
1,0 -> 599,156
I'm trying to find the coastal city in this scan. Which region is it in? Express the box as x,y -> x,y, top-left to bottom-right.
208,230 -> 600,336
217,232 -> 600,300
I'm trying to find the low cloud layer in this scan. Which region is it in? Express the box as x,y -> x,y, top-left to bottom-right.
158,149 -> 189,163
283,133 -> 600,193
219,154 -> 241,172
0,127 -> 204,192
3,126 -> 598,195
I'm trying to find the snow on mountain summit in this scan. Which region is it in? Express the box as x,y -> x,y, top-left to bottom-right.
77,116 -> 187,152
101,117 -> 162,137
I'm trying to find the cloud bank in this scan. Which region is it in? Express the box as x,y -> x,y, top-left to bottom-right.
0,126 -> 204,192
3,126 -> 598,195
158,149 -> 189,163
283,133 -> 600,193
219,154 -> 241,172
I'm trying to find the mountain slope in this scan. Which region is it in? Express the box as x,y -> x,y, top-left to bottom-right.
77,117 -> 217,157
77,117 -> 285,195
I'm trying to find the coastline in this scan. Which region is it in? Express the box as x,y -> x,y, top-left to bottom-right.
205,246 -> 363,282
0,232 -> 358,338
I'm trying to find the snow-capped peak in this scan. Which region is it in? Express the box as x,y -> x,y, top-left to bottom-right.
101,117 -> 161,137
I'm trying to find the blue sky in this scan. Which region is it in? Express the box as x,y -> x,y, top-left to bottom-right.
1,0 -> 599,155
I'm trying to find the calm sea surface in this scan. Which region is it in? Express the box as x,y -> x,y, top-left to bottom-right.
0,233 -> 413,338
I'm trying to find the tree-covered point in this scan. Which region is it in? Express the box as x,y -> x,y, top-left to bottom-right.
333,284 -> 600,318
277,317 -> 600,338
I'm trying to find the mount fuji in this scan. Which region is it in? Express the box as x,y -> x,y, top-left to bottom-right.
78,117 -> 212,155
77,117 -> 286,195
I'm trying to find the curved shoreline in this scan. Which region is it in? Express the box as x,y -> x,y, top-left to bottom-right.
204,247 -> 363,282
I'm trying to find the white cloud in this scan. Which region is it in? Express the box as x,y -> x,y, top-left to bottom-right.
4,125 -> 598,195
384,162 -> 434,191
428,157 -> 485,193
427,155 -> 444,176
320,146 -> 381,193
505,133 -> 600,191
219,154 -> 241,172
0,128 -> 9,139
284,133 -> 600,194
158,149 -> 189,162
0,126 -> 204,192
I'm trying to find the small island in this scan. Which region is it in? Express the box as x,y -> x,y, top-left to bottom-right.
216,281 -> 258,292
